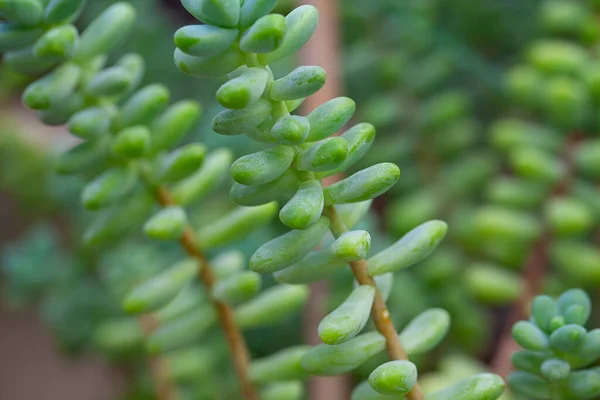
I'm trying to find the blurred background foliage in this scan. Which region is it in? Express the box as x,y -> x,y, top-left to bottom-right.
2,0 -> 600,399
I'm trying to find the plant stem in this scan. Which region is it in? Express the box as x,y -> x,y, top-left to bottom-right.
324,205 -> 425,400
140,315 -> 178,400
150,184 -> 259,400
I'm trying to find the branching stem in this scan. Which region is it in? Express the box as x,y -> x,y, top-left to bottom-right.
145,182 -> 259,400
324,205 -> 424,400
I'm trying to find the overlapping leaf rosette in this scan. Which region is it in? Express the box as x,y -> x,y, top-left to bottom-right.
509,289 -> 600,399
173,0 -> 506,398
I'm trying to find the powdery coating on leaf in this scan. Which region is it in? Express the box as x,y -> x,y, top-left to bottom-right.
249,216 -> 330,273
398,308 -> 450,356
318,285 -> 375,345
367,220 -> 447,276
301,331 -> 386,375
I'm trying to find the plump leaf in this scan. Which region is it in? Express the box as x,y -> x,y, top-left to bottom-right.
368,360 -> 417,396
258,5 -> 318,64
399,308 -> 450,355
217,67 -> 269,109
231,145 -> 295,186
306,97 -> 356,142
274,250 -> 347,284
172,148 -> 233,205
174,24 -> 238,57
249,346 -> 310,383
428,373 -> 505,400
123,259 -> 198,313
147,306 -> 216,354
73,2 -> 136,62
330,230 -> 371,262
144,207 -> 188,241
301,331 -> 386,375
279,180 -> 324,229
270,66 -> 326,101
240,13 -> 286,53
324,163 -> 400,205
213,271 -> 262,305
196,202 -> 278,249
367,220 -> 447,276
318,285 -> 375,345
250,216 -> 330,273
180,0 -> 240,28
235,284 -> 309,329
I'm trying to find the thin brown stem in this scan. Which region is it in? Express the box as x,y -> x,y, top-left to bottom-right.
325,205 -> 424,400
152,186 -> 259,400
140,316 -> 178,400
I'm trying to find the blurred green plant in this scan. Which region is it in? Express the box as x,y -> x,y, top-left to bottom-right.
509,289 -> 600,399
